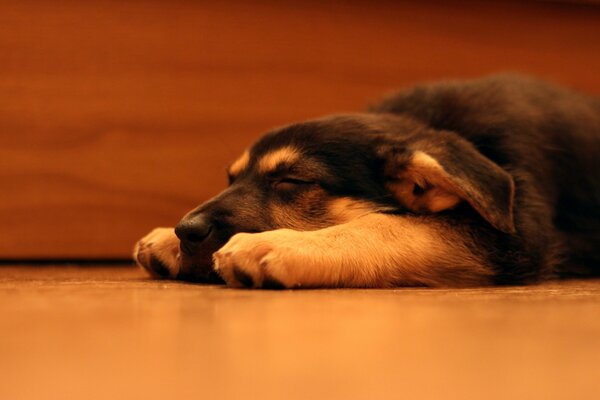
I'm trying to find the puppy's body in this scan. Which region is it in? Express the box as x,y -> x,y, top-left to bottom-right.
135,75 -> 600,288
373,75 -> 600,281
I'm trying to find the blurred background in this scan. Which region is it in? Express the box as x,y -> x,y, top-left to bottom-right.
2,0 -> 600,261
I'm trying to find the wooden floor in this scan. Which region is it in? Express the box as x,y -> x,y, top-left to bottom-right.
1,266 -> 599,400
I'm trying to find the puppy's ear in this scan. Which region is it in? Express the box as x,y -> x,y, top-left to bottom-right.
381,134 -> 516,233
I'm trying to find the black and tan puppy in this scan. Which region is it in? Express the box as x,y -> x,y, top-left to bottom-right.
134,74 -> 600,288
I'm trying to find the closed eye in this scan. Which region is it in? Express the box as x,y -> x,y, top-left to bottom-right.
280,177 -> 314,185
274,177 -> 317,190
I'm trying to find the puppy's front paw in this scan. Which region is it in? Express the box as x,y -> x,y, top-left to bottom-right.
213,230 -> 303,289
133,227 -> 180,279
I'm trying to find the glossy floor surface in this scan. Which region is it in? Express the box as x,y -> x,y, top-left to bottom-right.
1,266 -> 599,400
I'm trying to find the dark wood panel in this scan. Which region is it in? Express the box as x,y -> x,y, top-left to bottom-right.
1,0 -> 600,258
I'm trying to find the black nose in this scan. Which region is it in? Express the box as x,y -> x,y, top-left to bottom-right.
175,214 -> 213,254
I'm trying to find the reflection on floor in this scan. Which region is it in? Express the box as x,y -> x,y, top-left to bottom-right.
1,265 -> 599,400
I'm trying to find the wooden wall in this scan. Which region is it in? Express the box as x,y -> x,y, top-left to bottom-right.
1,0 -> 600,259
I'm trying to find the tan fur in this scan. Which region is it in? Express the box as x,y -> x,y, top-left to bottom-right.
387,151 -> 462,213
258,146 -> 300,174
328,197 -> 382,224
268,188 -> 328,231
213,213 -> 493,288
133,228 -> 180,278
268,194 -> 384,231
228,150 -> 250,177
268,203 -> 316,231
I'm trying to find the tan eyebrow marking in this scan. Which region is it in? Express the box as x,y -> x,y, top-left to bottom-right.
258,146 -> 301,174
228,150 -> 250,177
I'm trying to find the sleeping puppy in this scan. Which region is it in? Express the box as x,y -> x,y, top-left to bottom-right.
134,74 -> 600,288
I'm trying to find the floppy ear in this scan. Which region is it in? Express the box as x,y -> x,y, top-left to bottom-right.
381,134 -> 516,233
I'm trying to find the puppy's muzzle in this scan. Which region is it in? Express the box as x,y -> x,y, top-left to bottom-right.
175,214 -> 214,256
174,185 -> 264,281
173,213 -> 227,282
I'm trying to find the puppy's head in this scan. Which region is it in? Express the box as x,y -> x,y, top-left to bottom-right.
174,113 -> 515,281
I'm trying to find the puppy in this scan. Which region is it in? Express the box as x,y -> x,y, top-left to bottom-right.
134,74 -> 600,288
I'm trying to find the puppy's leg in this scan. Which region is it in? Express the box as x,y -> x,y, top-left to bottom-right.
133,227 -> 181,278
214,213 -> 493,288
